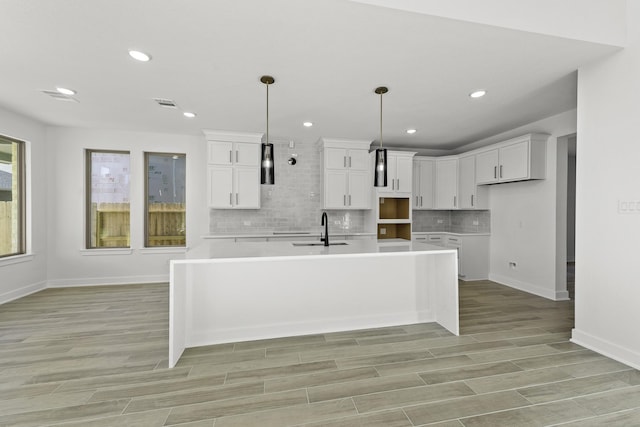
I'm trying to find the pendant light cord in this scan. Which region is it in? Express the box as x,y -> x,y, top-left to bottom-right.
379,91 -> 383,149
266,82 -> 269,145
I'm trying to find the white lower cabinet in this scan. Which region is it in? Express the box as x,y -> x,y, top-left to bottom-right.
413,233 -> 489,281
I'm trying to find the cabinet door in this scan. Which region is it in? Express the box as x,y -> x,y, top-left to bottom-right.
499,140 -> 529,181
208,166 -> 233,208
208,141 -> 234,165
435,159 -> 458,209
382,154 -> 396,192
324,170 -> 348,208
417,159 -> 434,209
235,167 -> 260,208
458,155 -> 476,209
395,156 -> 413,193
347,170 -> 370,209
348,149 -> 369,171
325,147 -> 348,170
234,142 -> 260,167
475,149 -> 499,184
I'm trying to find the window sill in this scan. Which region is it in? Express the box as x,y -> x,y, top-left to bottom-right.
80,248 -> 133,256
0,253 -> 35,267
139,247 -> 188,255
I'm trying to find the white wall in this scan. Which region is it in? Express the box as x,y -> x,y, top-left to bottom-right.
572,0 -> 640,370
45,127 -> 207,286
487,110 -> 576,300
0,107 -> 48,303
350,0 -> 627,46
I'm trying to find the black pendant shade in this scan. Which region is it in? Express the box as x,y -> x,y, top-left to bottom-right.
261,142 -> 275,185
260,75 -> 275,185
374,148 -> 387,187
373,86 -> 389,187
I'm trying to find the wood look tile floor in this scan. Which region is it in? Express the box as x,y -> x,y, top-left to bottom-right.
1,281 -> 639,426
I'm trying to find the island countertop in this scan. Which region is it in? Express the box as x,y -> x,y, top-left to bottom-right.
183,239 -> 455,260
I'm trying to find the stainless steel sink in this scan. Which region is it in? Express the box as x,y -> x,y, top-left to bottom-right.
291,242 -> 349,247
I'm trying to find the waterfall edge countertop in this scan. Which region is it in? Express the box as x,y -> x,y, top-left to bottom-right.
183,239 -> 455,260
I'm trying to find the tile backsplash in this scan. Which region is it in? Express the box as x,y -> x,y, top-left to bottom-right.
209,140 -> 367,234
412,210 -> 491,233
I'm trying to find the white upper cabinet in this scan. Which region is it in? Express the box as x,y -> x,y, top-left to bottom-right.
376,151 -> 416,195
458,154 -> 488,209
475,134 -> 548,185
320,138 -> 372,209
458,155 -> 476,209
413,157 -> 435,210
204,130 -> 262,209
435,157 -> 458,209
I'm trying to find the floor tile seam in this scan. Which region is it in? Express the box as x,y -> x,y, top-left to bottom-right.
87,377 -> 241,402
417,359 -> 525,381
550,407 -> 640,426
517,370 -> 636,393
123,383 -> 270,414
510,349 -> 601,368
516,384 -> 640,409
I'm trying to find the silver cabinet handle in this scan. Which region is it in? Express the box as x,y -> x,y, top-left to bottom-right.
500,165 -> 503,178
236,193 -> 239,205
344,156 -> 347,168
471,194 -> 474,207
229,150 -> 233,163
416,196 -> 419,206
229,193 -> 233,205
348,194 -> 352,206
236,151 -> 239,163
494,166 -> 497,179
397,179 -> 400,191
343,194 -> 347,206
454,196 -> 457,207
420,196 -> 423,206
349,156 -> 352,168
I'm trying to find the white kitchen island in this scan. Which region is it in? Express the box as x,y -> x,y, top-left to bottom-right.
169,239 -> 459,368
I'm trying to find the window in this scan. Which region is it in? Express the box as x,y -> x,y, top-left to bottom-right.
86,150 -> 130,248
0,136 -> 25,258
145,153 -> 186,247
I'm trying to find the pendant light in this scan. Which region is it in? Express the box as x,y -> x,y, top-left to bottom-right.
260,75 -> 275,185
374,86 -> 388,187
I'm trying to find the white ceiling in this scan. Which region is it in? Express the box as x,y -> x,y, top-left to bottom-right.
0,0 -> 622,152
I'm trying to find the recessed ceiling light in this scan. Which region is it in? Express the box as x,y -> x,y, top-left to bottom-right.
469,90 -> 487,98
56,87 -> 76,96
406,129 -> 417,134
183,112 -> 196,118
129,50 -> 151,62
303,122 -> 313,127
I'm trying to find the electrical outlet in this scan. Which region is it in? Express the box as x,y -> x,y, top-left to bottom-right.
472,220 -> 479,225
380,228 -> 387,235
437,219 -> 443,224
243,221 -> 251,226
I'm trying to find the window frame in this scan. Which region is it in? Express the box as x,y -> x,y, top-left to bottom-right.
85,149 -> 131,249
144,151 -> 186,248
0,135 -> 26,259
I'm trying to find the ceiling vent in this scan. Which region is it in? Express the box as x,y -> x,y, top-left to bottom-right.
153,98 -> 178,108
41,90 -> 79,102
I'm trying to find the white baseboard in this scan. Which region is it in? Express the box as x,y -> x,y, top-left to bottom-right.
0,281 -> 47,305
47,274 -> 169,288
489,273 -> 566,301
571,328 -> 640,371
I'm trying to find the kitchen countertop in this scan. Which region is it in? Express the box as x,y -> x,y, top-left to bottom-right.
184,239 -> 453,260
412,231 -> 490,236
203,231 -> 376,239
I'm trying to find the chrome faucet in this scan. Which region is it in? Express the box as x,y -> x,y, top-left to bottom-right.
320,212 -> 329,246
